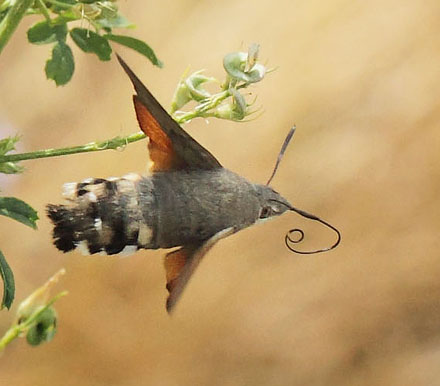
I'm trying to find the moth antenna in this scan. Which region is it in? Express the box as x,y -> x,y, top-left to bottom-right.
266,125 -> 296,186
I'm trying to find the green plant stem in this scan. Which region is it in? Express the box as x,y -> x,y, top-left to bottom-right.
0,321 -> 21,349
0,131 -> 147,163
0,88 -> 239,164
176,89 -> 232,122
36,0 -> 51,22
0,0 -> 35,54
0,290 -> 68,351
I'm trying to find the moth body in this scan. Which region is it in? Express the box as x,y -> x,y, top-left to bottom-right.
47,169 -> 290,256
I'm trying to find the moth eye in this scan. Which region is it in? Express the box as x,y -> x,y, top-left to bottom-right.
259,207 -> 272,219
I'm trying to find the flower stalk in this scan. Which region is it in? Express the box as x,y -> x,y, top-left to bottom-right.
0,0 -> 35,54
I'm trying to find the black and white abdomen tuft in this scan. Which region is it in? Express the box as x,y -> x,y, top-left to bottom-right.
47,174 -> 157,256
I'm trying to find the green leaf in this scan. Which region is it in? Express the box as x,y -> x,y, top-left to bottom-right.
0,135 -> 19,156
27,21 -> 67,45
0,162 -> 23,174
104,34 -> 163,68
0,197 -> 38,229
0,250 -> 15,310
45,41 -> 75,86
70,28 -> 112,61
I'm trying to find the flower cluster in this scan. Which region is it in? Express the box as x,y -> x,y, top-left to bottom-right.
171,44 -> 268,123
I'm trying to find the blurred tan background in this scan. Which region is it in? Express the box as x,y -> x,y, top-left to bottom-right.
1,0 -> 440,385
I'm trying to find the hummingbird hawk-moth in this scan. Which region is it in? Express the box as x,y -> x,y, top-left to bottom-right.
47,55 -> 340,313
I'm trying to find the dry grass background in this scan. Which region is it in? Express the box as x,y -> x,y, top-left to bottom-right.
1,0 -> 440,385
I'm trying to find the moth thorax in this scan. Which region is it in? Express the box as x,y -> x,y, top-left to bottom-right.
152,169 -> 262,248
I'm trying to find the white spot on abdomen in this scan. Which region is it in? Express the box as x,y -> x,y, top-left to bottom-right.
87,191 -> 97,202
76,240 -> 90,256
123,173 -> 141,182
119,245 -> 138,257
94,218 -> 103,231
62,182 -> 77,199
138,224 -> 152,246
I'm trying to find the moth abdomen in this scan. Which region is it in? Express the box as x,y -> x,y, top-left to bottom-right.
47,174 -> 156,256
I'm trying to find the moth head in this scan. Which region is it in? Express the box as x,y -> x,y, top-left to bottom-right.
255,185 -> 291,222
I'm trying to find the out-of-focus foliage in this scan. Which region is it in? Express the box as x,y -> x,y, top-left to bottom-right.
0,0 -> 162,85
